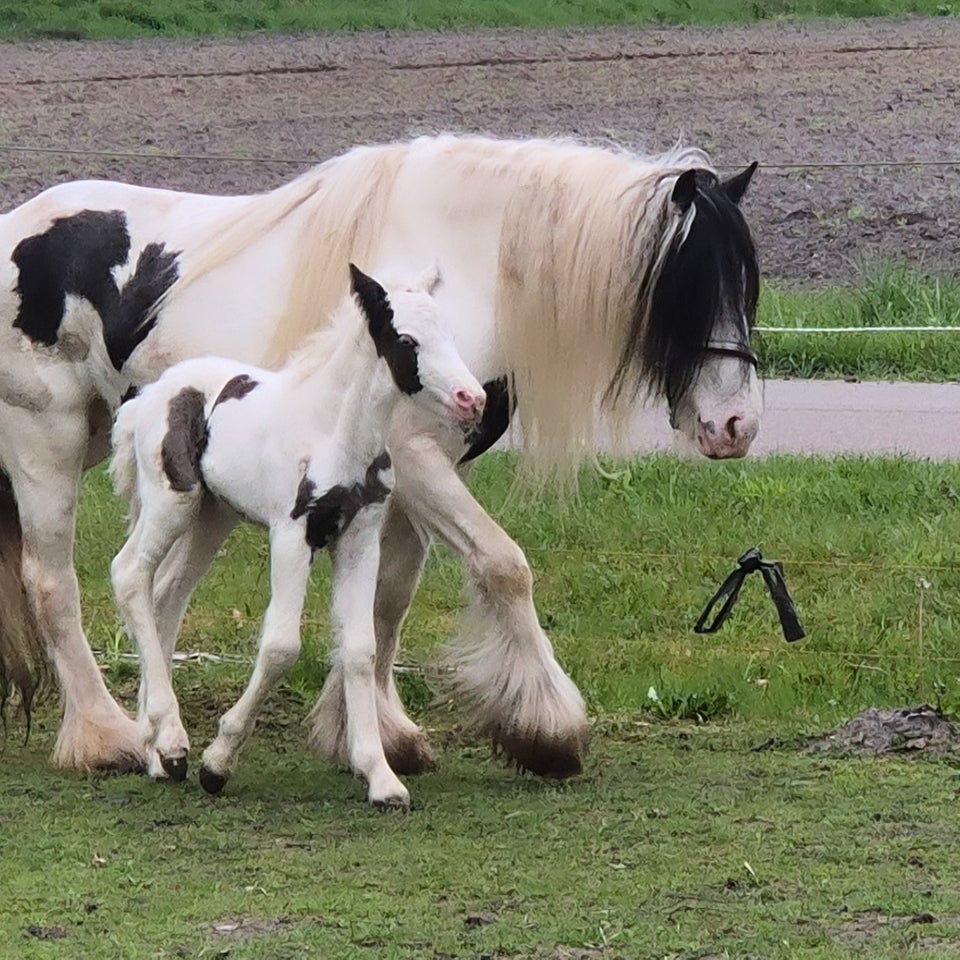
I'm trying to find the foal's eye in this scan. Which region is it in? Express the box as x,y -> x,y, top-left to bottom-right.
396,334 -> 419,349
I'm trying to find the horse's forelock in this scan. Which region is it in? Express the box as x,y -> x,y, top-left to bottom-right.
609,174 -> 759,408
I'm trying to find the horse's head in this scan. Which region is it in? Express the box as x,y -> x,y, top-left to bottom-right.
349,263 -> 486,428
613,162 -> 762,460
659,164 -> 762,459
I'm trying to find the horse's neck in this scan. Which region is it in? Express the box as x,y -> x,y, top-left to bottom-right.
286,334 -> 395,463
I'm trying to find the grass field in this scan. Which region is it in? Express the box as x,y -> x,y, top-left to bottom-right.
0,0 -> 955,40
759,267 -> 960,382
5,452 -> 960,957
71,452 -> 960,721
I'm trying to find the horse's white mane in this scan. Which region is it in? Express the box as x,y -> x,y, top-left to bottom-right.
159,134 -> 715,467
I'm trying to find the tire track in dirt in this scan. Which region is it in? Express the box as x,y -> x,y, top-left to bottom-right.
2,39 -> 954,86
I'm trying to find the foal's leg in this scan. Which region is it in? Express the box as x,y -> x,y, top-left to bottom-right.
388,432 -> 589,777
152,500 -> 238,665
139,500 -> 238,775
199,521 -> 311,794
309,506 -> 409,808
313,498 -> 433,776
5,412 -> 143,770
112,494 -> 199,780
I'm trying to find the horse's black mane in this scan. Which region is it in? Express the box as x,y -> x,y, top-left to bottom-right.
610,171 -> 759,408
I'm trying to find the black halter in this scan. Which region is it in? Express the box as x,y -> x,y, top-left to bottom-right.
701,339 -> 759,368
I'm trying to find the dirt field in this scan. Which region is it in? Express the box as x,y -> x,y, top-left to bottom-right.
1,17 -> 958,283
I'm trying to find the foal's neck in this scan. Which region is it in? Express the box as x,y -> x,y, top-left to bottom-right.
289,328 -> 396,462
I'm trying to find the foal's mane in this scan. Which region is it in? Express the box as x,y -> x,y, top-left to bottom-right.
158,135 -> 736,468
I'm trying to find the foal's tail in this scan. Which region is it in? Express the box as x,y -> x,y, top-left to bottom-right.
109,398 -> 141,527
0,470 -> 48,728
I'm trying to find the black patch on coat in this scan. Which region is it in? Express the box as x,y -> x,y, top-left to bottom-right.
212,374 -> 260,410
13,210 -> 130,346
161,387 -> 208,492
11,209 -> 179,371
607,166 -> 760,410
291,452 -> 392,553
349,264 -> 422,395
107,242 -> 180,370
460,376 -> 514,464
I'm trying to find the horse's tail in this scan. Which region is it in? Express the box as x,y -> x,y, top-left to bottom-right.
109,397 -> 141,527
0,470 -> 48,728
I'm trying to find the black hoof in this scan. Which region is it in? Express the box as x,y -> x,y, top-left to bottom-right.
160,755 -> 188,782
198,765 -> 227,795
370,796 -> 411,812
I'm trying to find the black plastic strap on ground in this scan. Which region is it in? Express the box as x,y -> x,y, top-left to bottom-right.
694,547 -> 805,642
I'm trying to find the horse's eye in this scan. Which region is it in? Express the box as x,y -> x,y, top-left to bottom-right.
396,334 -> 419,349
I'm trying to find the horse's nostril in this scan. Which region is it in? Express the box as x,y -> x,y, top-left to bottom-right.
725,415 -> 742,439
702,419 -> 718,436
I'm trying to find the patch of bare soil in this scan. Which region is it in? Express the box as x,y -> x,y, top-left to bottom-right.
209,915 -> 296,940
815,908 -> 960,952
1,17 -> 958,283
805,705 -> 960,757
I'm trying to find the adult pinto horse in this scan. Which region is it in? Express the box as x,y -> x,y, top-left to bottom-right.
0,135 -> 761,778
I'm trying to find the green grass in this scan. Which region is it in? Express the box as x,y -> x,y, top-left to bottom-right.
0,0 -> 956,40
759,267 -> 960,382
6,453 -> 960,956
71,452 -> 960,723
4,726 -> 960,959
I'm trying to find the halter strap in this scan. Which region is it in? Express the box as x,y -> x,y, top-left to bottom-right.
702,340 -> 759,368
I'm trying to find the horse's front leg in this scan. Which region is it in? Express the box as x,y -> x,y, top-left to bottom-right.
199,521 -> 311,794
391,432 -> 589,778
315,504 -> 409,809
6,411 -> 144,770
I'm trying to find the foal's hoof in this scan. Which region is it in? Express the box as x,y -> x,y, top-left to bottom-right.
160,754 -> 188,783
198,765 -> 228,795
370,794 -> 411,812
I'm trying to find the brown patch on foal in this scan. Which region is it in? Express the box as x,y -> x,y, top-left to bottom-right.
161,387 -> 208,492
212,373 -> 260,410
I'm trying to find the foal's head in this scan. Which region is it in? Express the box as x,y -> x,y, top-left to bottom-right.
349,263 -> 486,427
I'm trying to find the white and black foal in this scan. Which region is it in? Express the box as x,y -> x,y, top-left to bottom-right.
110,264 -> 485,807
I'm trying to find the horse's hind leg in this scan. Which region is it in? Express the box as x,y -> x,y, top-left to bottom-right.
391,432 -> 589,778
368,499 -> 435,774
6,417 -> 144,771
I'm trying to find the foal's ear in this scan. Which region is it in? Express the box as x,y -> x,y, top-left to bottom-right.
721,162 -> 759,205
671,169 -> 699,212
349,263 -> 393,342
416,261 -> 443,296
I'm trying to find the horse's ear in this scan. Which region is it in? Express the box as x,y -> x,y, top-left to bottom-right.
721,162 -> 758,205
416,261 -> 443,296
671,169 -> 698,212
349,262 -> 392,342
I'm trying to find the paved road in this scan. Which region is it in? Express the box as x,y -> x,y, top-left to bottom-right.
500,380 -> 960,461
628,380 -> 960,461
